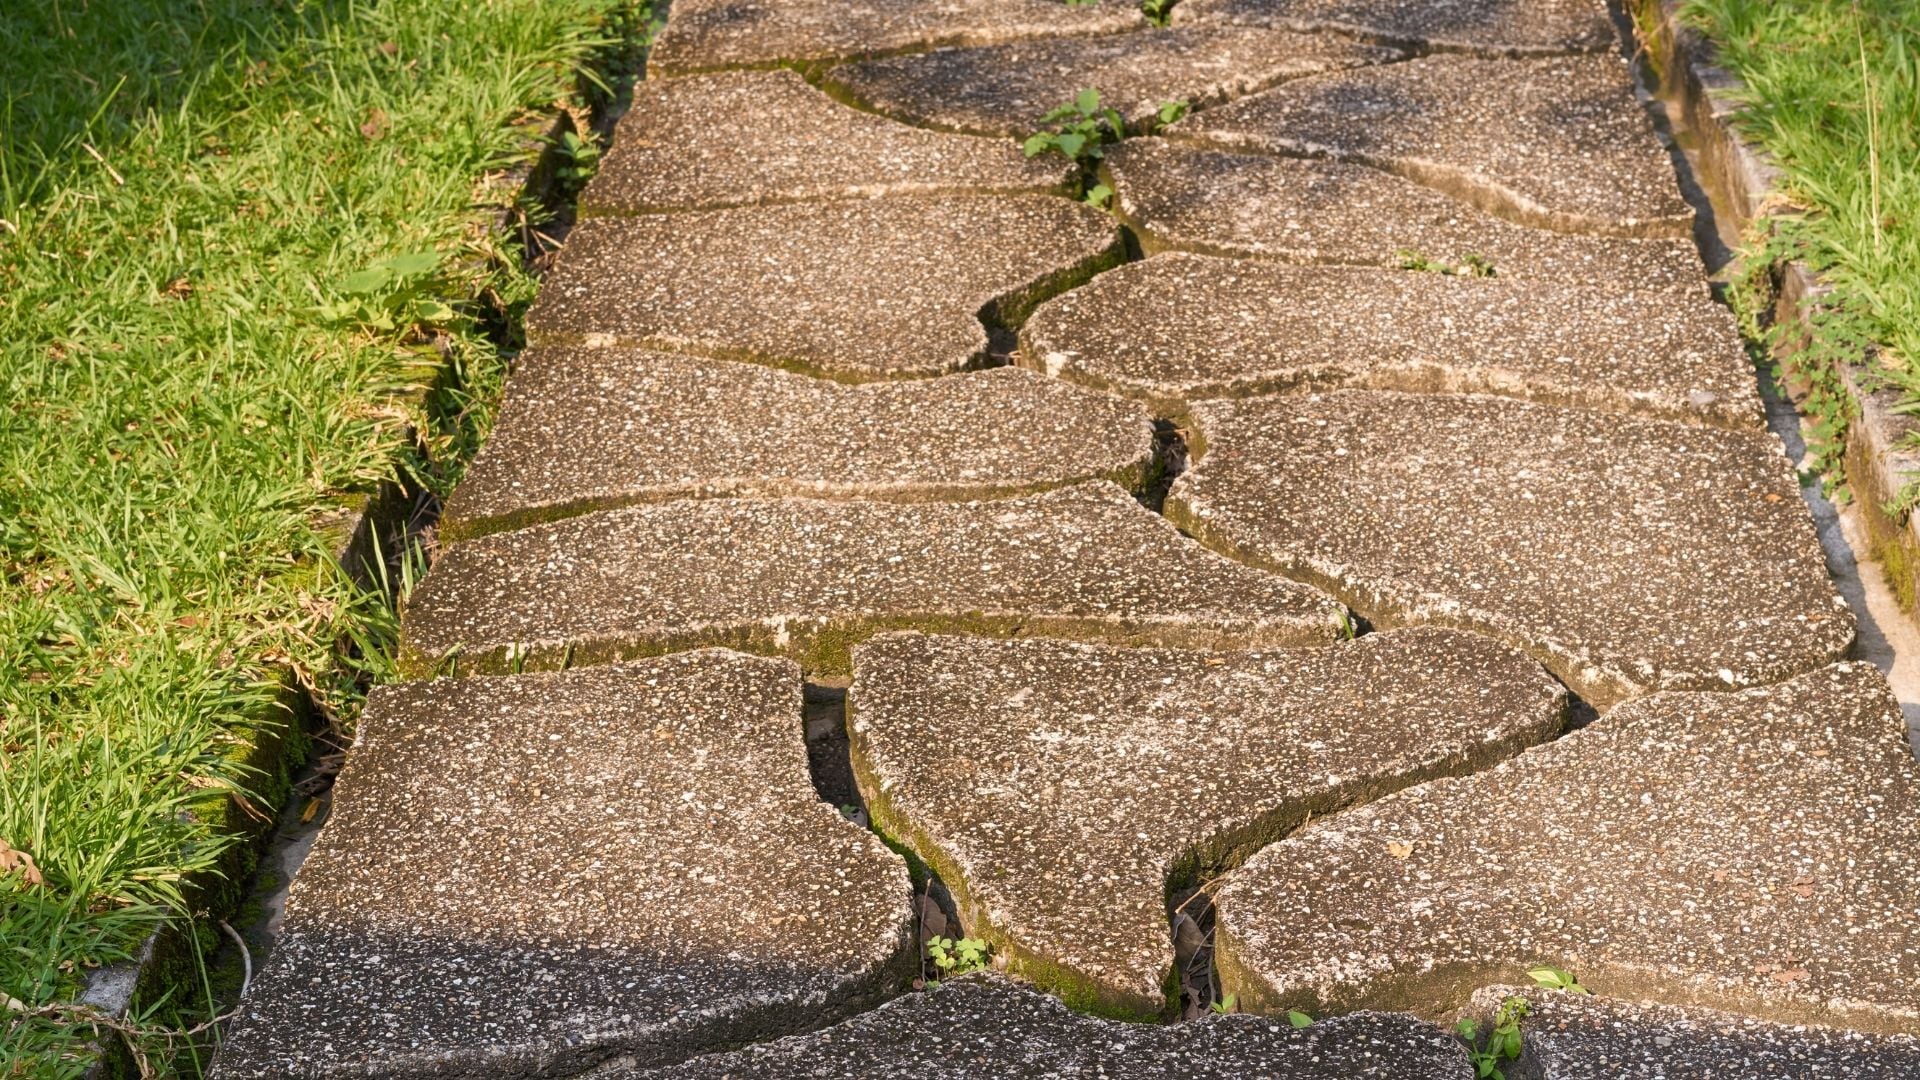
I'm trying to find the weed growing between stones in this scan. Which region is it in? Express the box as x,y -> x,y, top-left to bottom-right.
1456,995 -> 1529,1079
1396,247 -> 1498,278
1025,89 -> 1190,206
927,937 -> 992,983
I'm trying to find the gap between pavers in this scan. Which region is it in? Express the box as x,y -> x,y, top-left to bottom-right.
211,651 -> 915,1079
1170,0 -> 1619,58
400,481 -> 1347,678
845,628 -> 1566,1020
1017,251 -> 1762,428
436,349 -> 1156,542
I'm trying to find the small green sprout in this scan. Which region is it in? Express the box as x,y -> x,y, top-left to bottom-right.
1287,1009 -> 1313,1028
1456,995 -> 1529,1080
927,936 -> 990,981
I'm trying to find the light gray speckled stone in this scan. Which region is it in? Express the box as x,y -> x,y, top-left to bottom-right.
211,651 -> 914,1079
1172,53 -> 1693,238
594,975 -> 1475,1078
1470,986 -> 1920,1079
1018,252 -> 1760,427
1166,391 -> 1853,708
848,629 -> 1565,1019
1173,0 -> 1617,57
581,70 -> 1067,214
525,195 -> 1123,380
438,349 -> 1155,541
823,25 -> 1402,138
402,482 -> 1346,676
1105,139 -> 1707,294
1216,663 -> 1920,1033
650,0 -> 1144,77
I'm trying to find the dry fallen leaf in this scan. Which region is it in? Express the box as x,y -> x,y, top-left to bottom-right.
1791,875 -> 1817,898
1385,841 -> 1415,860
0,839 -> 45,887
360,108 -> 390,141
1770,968 -> 1812,985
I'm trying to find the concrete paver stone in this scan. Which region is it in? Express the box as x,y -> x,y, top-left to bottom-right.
1172,0 -> 1618,57
1019,252 -> 1760,427
1217,662 -> 1920,1034
1171,53 -> 1694,237
525,195 -> 1123,380
1106,140 -> 1707,293
403,481 -> 1347,676
1167,390 -> 1853,708
581,69 -> 1069,214
847,629 -> 1565,1019
212,651 -> 915,1078
439,349 -> 1155,540
823,25 -> 1402,138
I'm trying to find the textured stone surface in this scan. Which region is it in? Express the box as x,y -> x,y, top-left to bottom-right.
1167,391 -> 1852,708
599,976 -> 1475,1078
1217,663 -> 1920,1033
212,652 -> 914,1078
1019,252 -> 1760,427
403,482 -> 1345,675
581,70 -> 1067,214
848,629 -> 1565,1019
650,0 -> 1144,76
1472,987 -> 1920,1079
439,349 -> 1154,540
823,25 -> 1401,137
1172,53 -> 1693,237
1106,140 -> 1707,294
525,195 -> 1122,380
1173,0 -> 1616,57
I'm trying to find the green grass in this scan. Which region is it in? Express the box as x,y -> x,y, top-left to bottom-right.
1682,0 -> 1920,486
0,0 -> 640,1073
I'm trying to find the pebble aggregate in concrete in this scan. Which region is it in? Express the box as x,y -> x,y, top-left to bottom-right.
525,195 -> 1122,380
1216,662 -> 1920,1033
1172,0 -> 1617,57
597,975 -> 1475,1078
1106,140 -> 1707,294
823,24 -> 1401,138
1019,252 -> 1761,427
212,651 -> 915,1078
580,69 -> 1068,214
1473,987 -> 1920,1079
649,0 -> 1144,76
847,629 -> 1565,1019
1167,390 -> 1853,708
438,349 -> 1154,540
402,482 -> 1347,675
1173,53 -> 1693,237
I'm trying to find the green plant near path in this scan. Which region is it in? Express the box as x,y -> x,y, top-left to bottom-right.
1456,995 -> 1529,1080
1025,90 -> 1190,206
927,936 -> 990,981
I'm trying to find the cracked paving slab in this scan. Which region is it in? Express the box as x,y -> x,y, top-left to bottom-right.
846,628 -> 1566,1019
594,975 -> 1475,1078
1105,140 -> 1706,293
822,24 -> 1402,138
525,195 -> 1123,381
1171,0 -> 1617,58
1018,252 -> 1761,427
438,349 -> 1155,541
580,69 -> 1068,214
211,651 -> 914,1079
402,481 -> 1346,677
649,0 -> 1145,77
1170,53 -> 1694,238
1471,986 -> 1920,1079
1166,390 -> 1853,709
1216,663 -> 1920,1034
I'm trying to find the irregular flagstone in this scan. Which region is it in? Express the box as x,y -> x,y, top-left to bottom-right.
438,350 -> 1155,541
822,25 -> 1402,138
1105,139 -> 1707,295
524,195 -> 1123,380
1018,252 -> 1761,428
1172,0 -> 1617,58
600,976 -> 1475,1078
1470,986 -> 1920,1079
212,651 -> 915,1078
847,628 -> 1566,1019
1216,663 -> 1920,1033
402,482 -> 1346,676
1170,53 -> 1694,238
580,70 -> 1068,214
650,0 -> 1145,77
1166,391 -> 1852,708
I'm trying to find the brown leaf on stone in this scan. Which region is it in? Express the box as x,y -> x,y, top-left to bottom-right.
0,839 -> 45,887
360,108 -> 389,141
1385,841 -> 1415,859
1770,968 -> 1812,985
1790,875 -> 1817,898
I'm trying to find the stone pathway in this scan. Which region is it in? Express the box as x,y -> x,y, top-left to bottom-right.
216,2 -> 1920,1076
